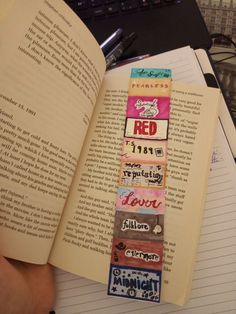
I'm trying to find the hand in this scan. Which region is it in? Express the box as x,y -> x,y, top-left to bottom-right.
0,256 -> 55,314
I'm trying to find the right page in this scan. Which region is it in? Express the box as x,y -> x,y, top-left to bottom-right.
50,47 -> 220,305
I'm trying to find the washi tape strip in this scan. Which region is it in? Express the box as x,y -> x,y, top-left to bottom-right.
119,162 -> 166,188
129,78 -> 171,97
113,211 -> 164,241
108,68 -> 172,303
130,68 -> 171,79
111,237 -> 163,269
125,118 -> 169,140
108,265 -> 161,302
116,187 -> 165,214
126,96 -> 170,119
122,138 -> 167,163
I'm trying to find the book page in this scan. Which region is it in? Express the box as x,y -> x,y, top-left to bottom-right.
0,0 -> 105,263
54,122 -> 236,313
50,72 -> 220,305
0,0 -> 15,22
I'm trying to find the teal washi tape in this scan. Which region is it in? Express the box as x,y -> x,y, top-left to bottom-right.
131,68 -> 172,79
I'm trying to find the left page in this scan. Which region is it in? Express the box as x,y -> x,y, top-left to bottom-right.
0,0 -> 105,263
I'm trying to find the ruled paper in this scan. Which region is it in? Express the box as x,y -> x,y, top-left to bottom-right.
54,47 -> 236,313
105,46 -> 206,86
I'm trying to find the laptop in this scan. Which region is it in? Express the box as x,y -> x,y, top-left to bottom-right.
64,0 -> 212,57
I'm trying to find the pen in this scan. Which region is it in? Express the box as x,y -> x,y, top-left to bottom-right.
105,32 -> 137,70
100,28 -> 123,56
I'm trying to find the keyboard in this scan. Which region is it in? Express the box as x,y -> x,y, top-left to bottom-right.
65,0 -> 181,21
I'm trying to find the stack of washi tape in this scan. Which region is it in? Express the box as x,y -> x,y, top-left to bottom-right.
108,68 -> 172,303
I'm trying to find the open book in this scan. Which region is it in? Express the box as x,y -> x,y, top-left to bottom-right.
0,0 -> 221,306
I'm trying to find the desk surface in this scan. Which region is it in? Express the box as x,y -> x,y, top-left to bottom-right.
197,0 -> 236,129
197,0 -> 236,44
